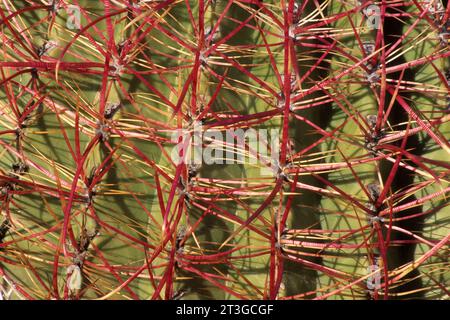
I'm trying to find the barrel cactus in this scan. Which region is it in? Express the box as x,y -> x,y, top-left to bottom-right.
0,0 -> 448,300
